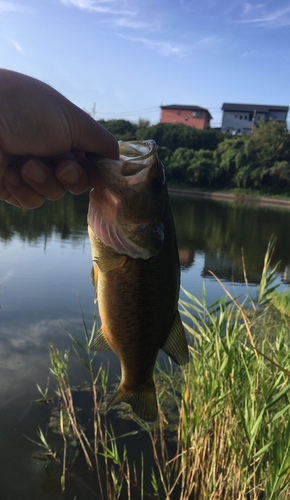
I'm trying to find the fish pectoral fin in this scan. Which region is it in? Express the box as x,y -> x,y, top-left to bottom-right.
107,382 -> 158,422
94,255 -> 126,273
90,264 -> 98,302
90,327 -> 112,351
161,311 -> 189,366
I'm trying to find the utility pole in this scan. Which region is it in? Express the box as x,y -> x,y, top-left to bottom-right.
251,109 -> 256,135
92,102 -> 96,120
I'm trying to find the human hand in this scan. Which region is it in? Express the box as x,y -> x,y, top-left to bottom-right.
0,69 -> 119,209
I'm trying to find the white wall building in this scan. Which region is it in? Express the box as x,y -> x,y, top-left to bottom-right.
221,103 -> 289,135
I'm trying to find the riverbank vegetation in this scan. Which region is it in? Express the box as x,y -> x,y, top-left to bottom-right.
32,243 -> 290,499
99,118 -> 290,194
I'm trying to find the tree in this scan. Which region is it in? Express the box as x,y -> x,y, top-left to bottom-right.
136,117 -> 150,129
97,119 -> 137,141
187,150 -> 217,186
212,120 -> 290,189
137,123 -> 225,152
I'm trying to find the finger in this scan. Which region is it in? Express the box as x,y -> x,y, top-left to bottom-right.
0,181 -> 10,201
21,159 -> 66,201
4,194 -> 24,209
3,167 -> 45,209
55,160 -> 90,194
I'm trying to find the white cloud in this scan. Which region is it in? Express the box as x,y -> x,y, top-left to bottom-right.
0,1 -> 25,12
197,36 -> 223,47
120,35 -> 183,57
241,49 -> 259,57
107,16 -> 149,29
10,38 -> 24,52
236,3 -> 290,28
243,2 -> 266,15
61,0 -> 135,15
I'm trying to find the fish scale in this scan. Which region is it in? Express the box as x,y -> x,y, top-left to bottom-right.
87,140 -> 189,422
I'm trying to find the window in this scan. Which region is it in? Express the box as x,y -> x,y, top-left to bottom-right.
185,116 -> 188,121
240,115 -> 243,119
177,111 -> 180,115
249,113 -> 253,121
244,115 -> 247,120
192,111 -> 203,117
257,116 -> 260,121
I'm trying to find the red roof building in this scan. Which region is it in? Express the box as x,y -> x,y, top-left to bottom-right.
160,105 -> 212,129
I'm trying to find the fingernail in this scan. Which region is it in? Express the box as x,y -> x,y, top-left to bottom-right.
58,164 -> 80,184
3,169 -> 22,186
22,160 -> 47,184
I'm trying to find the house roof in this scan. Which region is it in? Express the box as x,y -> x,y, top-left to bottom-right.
161,104 -> 213,119
222,103 -> 289,114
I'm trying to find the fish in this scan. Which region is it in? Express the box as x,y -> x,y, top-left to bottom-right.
86,140 -> 189,422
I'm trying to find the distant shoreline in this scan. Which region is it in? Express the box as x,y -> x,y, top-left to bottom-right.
168,187 -> 290,210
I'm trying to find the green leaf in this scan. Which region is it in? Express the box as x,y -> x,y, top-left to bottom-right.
61,325 -> 86,352
252,439 -> 277,460
72,346 -> 91,372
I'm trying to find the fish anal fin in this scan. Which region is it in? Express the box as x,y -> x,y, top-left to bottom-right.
162,311 -> 189,366
94,255 -> 126,273
107,382 -> 157,422
90,327 -> 112,351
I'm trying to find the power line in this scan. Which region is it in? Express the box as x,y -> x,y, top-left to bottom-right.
96,106 -> 160,116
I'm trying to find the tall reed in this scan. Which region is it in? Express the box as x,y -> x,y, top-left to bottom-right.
33,241 -> 290,499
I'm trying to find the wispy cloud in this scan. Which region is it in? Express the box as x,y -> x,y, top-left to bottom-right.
61,0 -> 135,15
119,34 -> 183,57
10,38 -> 23,52
235,2 -> 290,28
105,17 -> 149,29
0,1 -> 27,12
241,48 -> 260,57
242,2 -> 266,15
197,35 -> 223,47
61,0 -> 160,30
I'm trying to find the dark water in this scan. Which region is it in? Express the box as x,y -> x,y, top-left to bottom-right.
0,192 -> 290,499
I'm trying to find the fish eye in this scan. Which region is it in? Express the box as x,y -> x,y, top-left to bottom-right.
151,177 -> 165,193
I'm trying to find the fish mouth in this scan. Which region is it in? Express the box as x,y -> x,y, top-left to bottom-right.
87,140 -> 157,195
87,141 -> 163,260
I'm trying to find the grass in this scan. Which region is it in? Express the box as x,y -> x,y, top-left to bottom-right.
168,184 -> 290,200
32,240 -> 290,499
270,291 -> 290,318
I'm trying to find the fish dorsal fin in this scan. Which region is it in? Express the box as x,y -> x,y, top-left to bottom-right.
94,255 -> 126,273
107,382 -> 158,422
161,311 -> 189,366
90,327 -> 112,351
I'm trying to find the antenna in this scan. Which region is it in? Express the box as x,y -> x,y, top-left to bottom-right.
92,102 -> 96,120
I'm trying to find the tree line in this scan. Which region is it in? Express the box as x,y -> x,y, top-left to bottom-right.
98,118 -> 290,191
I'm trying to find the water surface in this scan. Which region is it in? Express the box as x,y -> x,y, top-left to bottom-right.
1,192 -> 289,499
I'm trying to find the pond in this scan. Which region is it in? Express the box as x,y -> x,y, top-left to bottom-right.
0,192 -> 290,499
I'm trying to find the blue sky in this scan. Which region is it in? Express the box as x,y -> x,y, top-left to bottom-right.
1,0 -> 290,127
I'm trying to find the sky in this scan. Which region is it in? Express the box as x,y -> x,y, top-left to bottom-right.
1,0 -> 290,128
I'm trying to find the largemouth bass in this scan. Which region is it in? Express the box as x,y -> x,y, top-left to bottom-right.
87,140 -> 188,422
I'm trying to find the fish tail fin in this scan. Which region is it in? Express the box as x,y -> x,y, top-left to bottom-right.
107,382 -> 158,422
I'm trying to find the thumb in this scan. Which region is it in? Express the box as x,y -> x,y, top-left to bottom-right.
64,102 -> 119,160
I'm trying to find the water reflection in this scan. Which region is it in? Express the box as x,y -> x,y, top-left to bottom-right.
170,196 -> 290,284
1,192 -> 290,498
0,191 -> 89,243
2,192 -> 290,285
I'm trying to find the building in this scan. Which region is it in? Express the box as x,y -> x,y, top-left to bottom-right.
221,103 -> 289,135
160,105 -> 212,129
